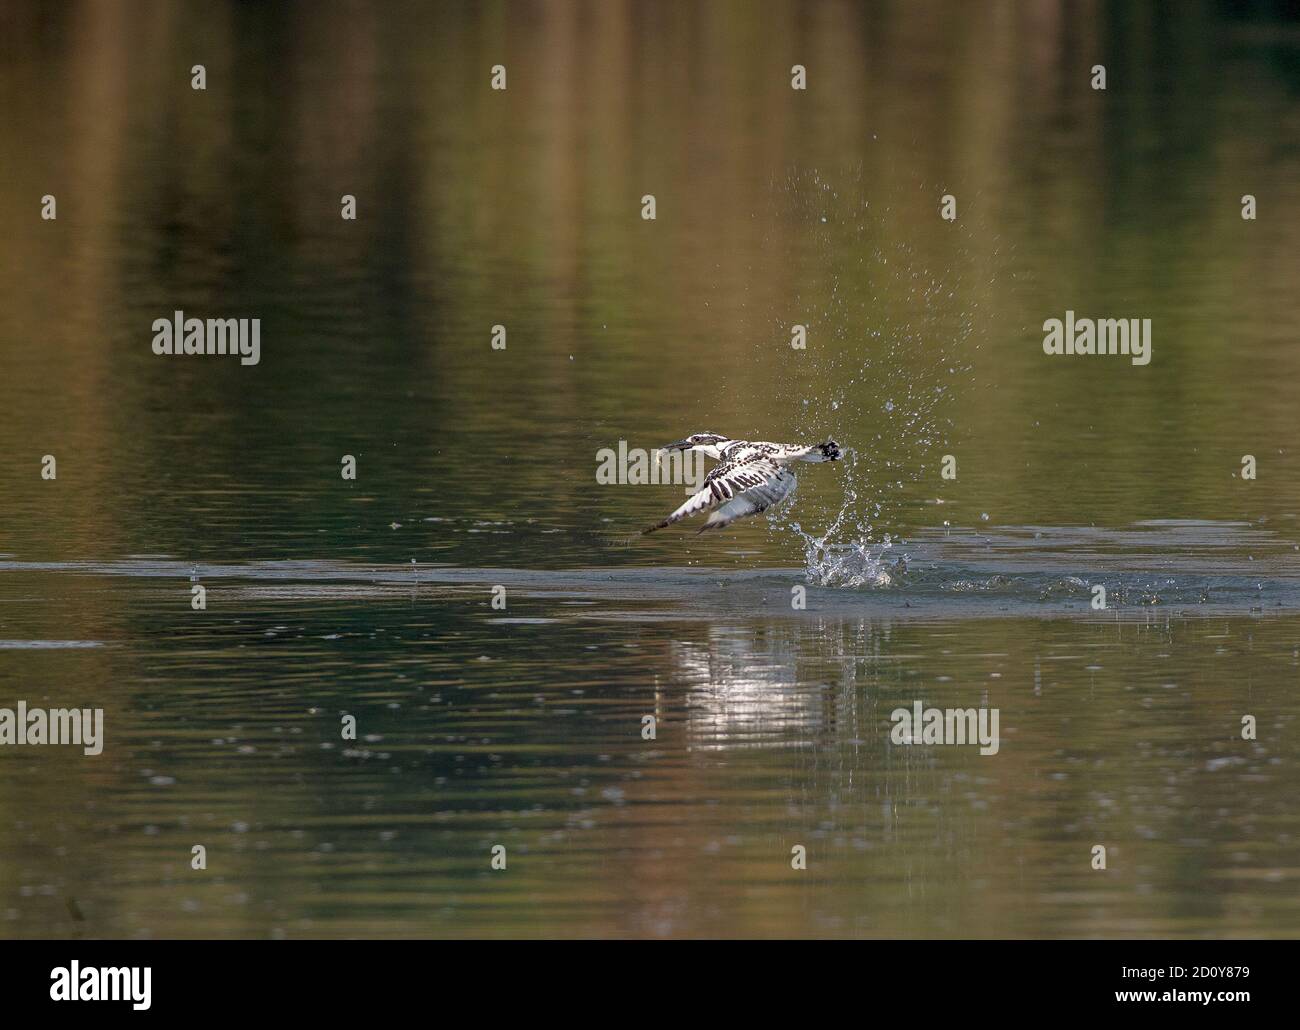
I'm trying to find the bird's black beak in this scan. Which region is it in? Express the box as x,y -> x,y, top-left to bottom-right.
659,439 -> 693,453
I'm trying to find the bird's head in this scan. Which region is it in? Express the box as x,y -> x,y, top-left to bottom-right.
659,432 -> 730,459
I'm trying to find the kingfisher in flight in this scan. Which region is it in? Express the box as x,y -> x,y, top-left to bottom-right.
643,433 -> 843,534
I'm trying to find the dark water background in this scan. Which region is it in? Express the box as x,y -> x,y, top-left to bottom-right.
1,0 -> 1298,937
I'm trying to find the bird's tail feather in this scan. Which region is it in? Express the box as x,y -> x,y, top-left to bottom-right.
697,512 -> 734,533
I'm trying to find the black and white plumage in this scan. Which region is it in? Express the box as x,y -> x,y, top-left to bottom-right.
643,432 -> 843,534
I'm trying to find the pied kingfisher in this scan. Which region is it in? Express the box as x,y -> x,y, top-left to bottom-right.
643,432 -> 842,534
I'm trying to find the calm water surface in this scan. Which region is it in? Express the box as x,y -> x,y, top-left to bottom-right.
1,1 -> 1298,938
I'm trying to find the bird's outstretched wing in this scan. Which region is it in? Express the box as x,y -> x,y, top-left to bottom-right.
642,456 -> 786,534
698,467 -> 797,532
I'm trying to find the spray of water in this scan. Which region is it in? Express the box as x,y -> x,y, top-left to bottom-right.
758,168 -> 982,586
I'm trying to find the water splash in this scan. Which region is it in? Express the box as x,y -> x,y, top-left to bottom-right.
749,169 -> 982,582
801,535 -> 899,588
784,476 -> 903,587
